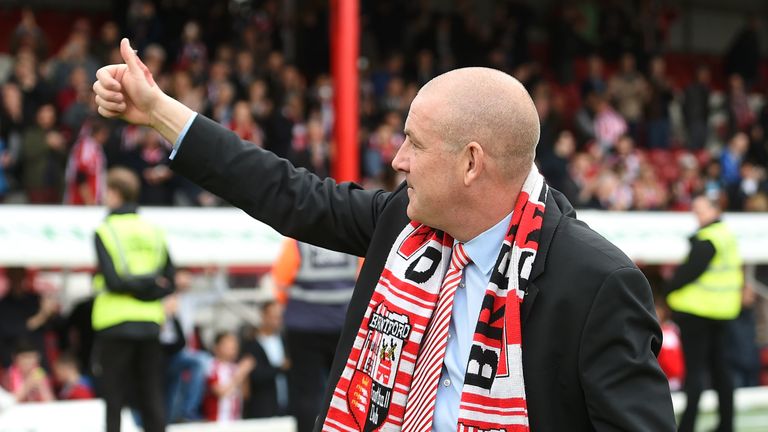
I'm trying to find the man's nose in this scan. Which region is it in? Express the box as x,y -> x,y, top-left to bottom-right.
391,146 -> 407,172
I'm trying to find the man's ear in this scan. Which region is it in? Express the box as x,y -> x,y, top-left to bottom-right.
464,141 -> 484,186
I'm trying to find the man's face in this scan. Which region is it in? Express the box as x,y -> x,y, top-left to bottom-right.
391,95 -> 462,229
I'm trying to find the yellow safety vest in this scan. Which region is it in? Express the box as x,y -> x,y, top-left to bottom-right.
667,221 -> 743,320
91,213 -> 168,331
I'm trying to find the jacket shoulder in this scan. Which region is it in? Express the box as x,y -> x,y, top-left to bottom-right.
546,215 -> 638,281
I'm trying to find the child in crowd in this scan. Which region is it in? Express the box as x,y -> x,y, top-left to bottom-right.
0,340 -> 54,402
202,332 -> 255,422
52,352 -> 94,400
655,299 -> 686,391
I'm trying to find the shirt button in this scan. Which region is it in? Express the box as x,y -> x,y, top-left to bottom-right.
443,378 -> 451,387
459,282 -> 465,289
447,333 -> 451,339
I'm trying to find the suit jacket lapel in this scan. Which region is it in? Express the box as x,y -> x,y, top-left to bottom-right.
521,188 -> 571,326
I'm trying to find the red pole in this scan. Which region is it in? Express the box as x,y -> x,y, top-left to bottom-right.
330,0 -> 359,183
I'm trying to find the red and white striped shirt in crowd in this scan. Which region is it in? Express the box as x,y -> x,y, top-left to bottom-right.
64,134 -> 105,205
594,106 -> 628,152
203,360 -> 242,423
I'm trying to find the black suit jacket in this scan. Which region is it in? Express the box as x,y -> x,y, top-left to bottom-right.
241,337 -> 285,419
171,115 -> 676,431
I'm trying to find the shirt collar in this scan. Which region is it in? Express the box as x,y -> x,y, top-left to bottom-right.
458,211 -> 513,276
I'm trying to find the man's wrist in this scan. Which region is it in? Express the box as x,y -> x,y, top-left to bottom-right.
150,93 -> 195,145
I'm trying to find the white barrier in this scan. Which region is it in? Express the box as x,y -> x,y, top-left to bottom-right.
0,399 -> 296,432
1,205 -> 768,267
672,386 -> 768,414
3,389 -> 768,431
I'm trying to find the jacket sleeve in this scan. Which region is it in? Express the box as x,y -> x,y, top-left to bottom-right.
95,234 -> 174,301
579,267 -> 676,431
665,238 -> 715,294
169,115 -> 392,257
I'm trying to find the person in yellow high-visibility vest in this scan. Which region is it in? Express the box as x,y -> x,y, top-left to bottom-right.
666,195 -> 743,432
91,167 -> 175,432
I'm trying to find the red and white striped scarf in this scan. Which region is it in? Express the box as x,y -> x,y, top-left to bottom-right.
324,166 -> 548,432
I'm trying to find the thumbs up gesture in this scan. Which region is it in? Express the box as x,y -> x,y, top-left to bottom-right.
92,38 -> 162,126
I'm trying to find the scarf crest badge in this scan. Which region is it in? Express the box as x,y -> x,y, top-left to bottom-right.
324,166 -> 547,432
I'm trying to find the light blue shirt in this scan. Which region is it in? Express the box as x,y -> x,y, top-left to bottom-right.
432,212 -> 513,432
168,113 -> 198,160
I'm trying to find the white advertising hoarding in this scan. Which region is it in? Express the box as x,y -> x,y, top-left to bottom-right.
0,206 -> 767,267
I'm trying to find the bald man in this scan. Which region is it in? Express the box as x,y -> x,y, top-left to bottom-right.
94,39 -> 675,431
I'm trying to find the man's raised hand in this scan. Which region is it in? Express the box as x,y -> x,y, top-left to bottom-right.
93,38 -> 162,126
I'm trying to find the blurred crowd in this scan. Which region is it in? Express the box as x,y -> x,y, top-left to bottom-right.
0,1 -> 766,211
0,266 -> 291,425
2,0 -> 768,424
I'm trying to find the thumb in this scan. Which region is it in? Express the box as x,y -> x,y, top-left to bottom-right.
120,38 -> 142,75
119,38 -> 156,87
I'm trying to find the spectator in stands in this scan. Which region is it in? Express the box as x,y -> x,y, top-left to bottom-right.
539,130 -> 578,203
587,169 -> 633,210
574,89 -> 598,145
725,74 -> 756,136
175,20 -> 207,77
671,153 -> 704,211
655,298 -> 685,392
203,332 -> 255,423
52,351 -> 94,400
291,117 -> 329,178
633,161 -> 669,210
10,8 -> 48,59
19,103 -> 66,203
364,121 -> 405,181
135,130 -> 175,206
607,134 -> 641,183
233,50 -> 256,101
126,0 -> 163,54
751,101 -> 768,167
568,151 -> 599,208
726,161 -> 768,211
580,54 -> 607,99
92,21 -> 120,66
169,70 -> 205,114
533,82 -> 564,169
608,52 -> 647,142
228,101 -> 264,146
0,267 -> 58,370
9,52 -> 50,130
242,301 -> 289,419
64,119 -> 109,205
725,271 -> 761,388
593,93 -> 628,154
683,65 -> 712,150
162,274 -> 209,424
58,67 -> 96,137
49,25 -> 99,94
645,56 -> 674,149
60,295 -> 95,380
724,17 -> 761,88
246,79 -> 272,122
1,339 -> 54,403
206,81 -> 235,127
0,138 -> 8,201
703,159 -> 726,205
720,132 -> 749,188
1,84 -> 24,180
